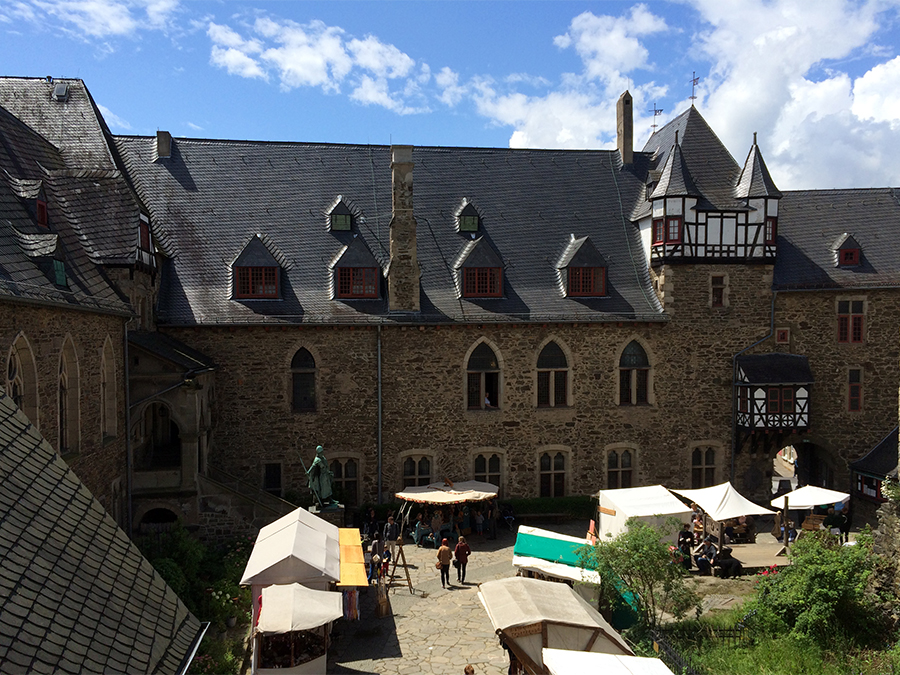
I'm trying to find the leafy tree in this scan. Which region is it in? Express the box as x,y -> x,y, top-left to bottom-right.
579,517 -> 699,628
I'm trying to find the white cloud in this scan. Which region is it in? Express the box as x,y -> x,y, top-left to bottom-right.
210,46 -> 267,81
97,103 -> 130,131
347,36 -> 415,78
185,121 -> 203,131
852,55 -> 900,127
435,67 -> 466,107
32,0 -> 138,37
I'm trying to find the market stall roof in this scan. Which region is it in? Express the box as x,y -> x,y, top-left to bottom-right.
672,482 -> 775,521
395,480 -> 498,505
593,485 -> 692,538
257,584 -> 343,635
337,528 -> 368,587
478,577 -> 632,674
240,508 -> 341,586
512,526 -> 601,585
543,649 -> 674,675
770,485 -> 850,511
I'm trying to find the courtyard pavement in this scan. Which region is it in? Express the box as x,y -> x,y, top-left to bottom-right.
329,520 -> 589,675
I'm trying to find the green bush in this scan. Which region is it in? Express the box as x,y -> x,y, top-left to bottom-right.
152,557 -> 190,599
188,635 -> 244,675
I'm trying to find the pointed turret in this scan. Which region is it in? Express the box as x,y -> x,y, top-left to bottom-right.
650,133 -> 700,199
734,133 -> 782,199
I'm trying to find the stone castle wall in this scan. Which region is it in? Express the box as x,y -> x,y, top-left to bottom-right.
1,300 -> 128,516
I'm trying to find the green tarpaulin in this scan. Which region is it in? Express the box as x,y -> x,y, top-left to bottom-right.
513,531 -> 584,567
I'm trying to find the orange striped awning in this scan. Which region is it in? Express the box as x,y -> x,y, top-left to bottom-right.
338,528 -> 368,587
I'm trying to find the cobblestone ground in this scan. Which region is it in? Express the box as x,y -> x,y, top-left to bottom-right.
330,520 -> 588,675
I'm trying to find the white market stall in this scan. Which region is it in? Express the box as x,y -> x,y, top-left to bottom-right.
253,583 -> 343,674
672,481 -> 775,542
512,526 -> 601,605
543,648 -> 675,675
395,479 -> 499,505
593,485 -> 692,539
770,485 -> 850,511
478,577 -> 632,675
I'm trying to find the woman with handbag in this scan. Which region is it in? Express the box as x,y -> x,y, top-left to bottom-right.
454,535 -> 471,583
437,538 -> 452,588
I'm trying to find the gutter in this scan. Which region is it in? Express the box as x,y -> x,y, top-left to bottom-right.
175,622 -> 210,675
730,289 -> 778,482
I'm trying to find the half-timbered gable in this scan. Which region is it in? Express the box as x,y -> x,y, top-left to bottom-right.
735,353 -> 812,435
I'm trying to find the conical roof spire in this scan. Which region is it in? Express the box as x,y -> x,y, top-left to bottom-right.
649,139 -> 700,199
734,134 -> 782,199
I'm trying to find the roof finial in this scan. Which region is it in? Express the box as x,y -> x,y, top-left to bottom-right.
689,71 -> 700,104
649,103 -> 664,132
753,131 -> 758,146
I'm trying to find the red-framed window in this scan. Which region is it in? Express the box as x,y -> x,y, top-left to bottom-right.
848,369 -> 862,412
337,267 -> 378,298
463,267 -> 502,297
568,267 -> 606,296
36,199 -> 48,228
837,300 -> 864,343
236,266 -> 278,298
840,248 -> 860,266
856,474 -> 885,502
139,220 -> 151,251
652,218 -> 664,245
738,386 -> 749,413
775,329 -> 790,344
666,217 -> 682,243
765,217 -> 777,244
767,387 -> 795,414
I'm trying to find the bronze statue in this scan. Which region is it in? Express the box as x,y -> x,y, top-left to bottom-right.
306,445 -> 335,507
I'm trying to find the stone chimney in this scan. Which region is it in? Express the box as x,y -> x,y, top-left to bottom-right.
617,91 -> 633,165
388,145 -> 420,311
156,131 -> 172,160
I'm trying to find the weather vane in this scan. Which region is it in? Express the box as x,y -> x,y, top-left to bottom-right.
690,71 -> 700,102
649,103 -> 664,132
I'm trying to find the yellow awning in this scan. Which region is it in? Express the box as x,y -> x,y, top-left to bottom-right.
338,528 -> 368,587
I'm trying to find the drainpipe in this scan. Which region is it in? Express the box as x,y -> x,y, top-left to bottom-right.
124,317 -> 135,538
731,290 -> 778,482
377,324 -> 384,504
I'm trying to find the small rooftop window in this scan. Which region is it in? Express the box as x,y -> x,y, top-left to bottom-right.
458,202 -> 480,233
330,200 -> 353,231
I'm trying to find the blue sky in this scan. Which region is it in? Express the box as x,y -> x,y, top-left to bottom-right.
3,1 -> 900,190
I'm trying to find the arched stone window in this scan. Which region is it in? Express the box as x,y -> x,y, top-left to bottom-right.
6,334 -> 38,427
467,342 -> 500,409
291,348 -> 316,412
537,342 -> 568,407
331,456 -> 360,507
607,448 -> 633,489
691,445 -> 717,488
402,455 -> 432,487
539,451 -> 567,498
618,340 -> 651,405
100,338 -> 117,440
58,338 -> 79,454
474,452 -> 502,487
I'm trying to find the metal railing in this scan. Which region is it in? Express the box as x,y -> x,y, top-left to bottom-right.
206,466 -> 298,516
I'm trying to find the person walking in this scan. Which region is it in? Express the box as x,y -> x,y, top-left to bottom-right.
383,515 -> 400,562
454,535 -> 472,583
437,538 -> 452,588
368,531 -> 384,584
464,666 -> 475,675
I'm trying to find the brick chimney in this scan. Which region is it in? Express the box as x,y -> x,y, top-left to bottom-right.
156,131 -> 172,160
617,91 -> 633,165
388,145 -> 420,311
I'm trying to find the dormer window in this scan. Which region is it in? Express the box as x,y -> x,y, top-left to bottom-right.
458,202 -> 480,233
36,199 -> 48,228
139,216 -> 151,252
464,268 -> 502,297
53,259 -> 67,287
840,248 -> 860,266
236,266 -> 278,298
330,200 -> 353,231
568,268 -> 606,296
337,267 -> 378,298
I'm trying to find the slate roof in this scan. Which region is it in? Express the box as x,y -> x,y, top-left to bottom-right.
0,105 -> 130,314
773,188 -> 900,290
736,353 -> 813,384
113,136 -> 664,325
735,141 -> 782,199
649,141 -> 699,198
0,392 -> 205,674
849,427 -> 898,479
128,331 -> 216,372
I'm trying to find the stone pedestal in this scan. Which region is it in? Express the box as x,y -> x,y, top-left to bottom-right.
310,504 -> 345,527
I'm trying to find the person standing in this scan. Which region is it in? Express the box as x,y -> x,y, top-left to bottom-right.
488,500 -> 498,540
383,515 -> 400,562
676,522 -> 694,570
454,535 -> 472,583
437,538 -> 452,588
369,531 -> 384,584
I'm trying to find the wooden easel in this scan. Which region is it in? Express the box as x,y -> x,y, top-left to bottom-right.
388,540 -> 414,594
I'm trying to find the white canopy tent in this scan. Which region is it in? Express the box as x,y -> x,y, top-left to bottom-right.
478,577 -> 632,674
543,649 -> 675,675
770,485 -> 850,511
672,482 -> 775,522
394,480 -> 499,505
593,485 -> 692,539
257,584 -> 343,635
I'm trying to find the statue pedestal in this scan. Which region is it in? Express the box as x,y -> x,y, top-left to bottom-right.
310,503 -> 345,528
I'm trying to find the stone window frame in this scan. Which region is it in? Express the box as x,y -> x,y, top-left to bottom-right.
289,346 -> 318,413
614,337 -> 656,407
536,445 -> 571,498
6,332 -> 39,430
534,338 -> 572,408
847,366 -> 863,413
330,451 -> 364,508
100,336 -> 117,442
464,339 -> 503,411
399,449 -> 434,490
470,447 -> 505,496
605,442 -> 638,489
58,335 -> 80,457
836,296 -> 866,344
710,273 -> 729,309
689,441 -> 721,489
